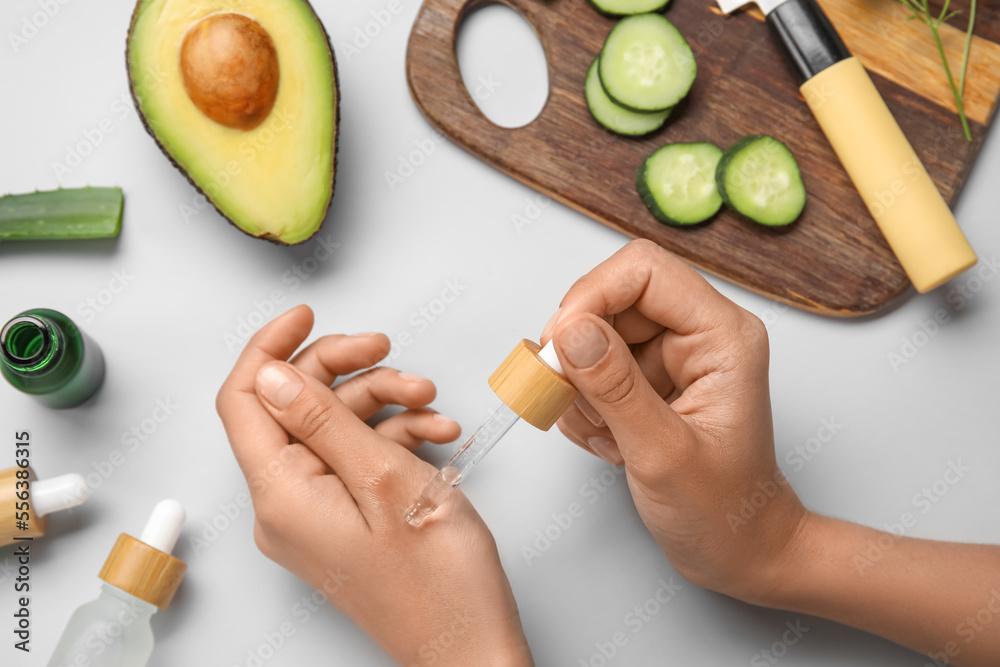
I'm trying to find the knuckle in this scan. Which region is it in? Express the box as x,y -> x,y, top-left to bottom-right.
214,385 -> 232,417
740,310 -> 768,343
296,398 -> 333,442
732,309 -> 770,362
366,457 -> 397,487
252,519 -> 276,558
626,238 -> 661,258
355,455 -> 401,498
252,495 -> 281,531
671,559 -> 711,589
565,274 -> 590,300
594,364 -> 638,409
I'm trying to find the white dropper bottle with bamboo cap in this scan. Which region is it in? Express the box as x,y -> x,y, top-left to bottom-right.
0,467 -> 89,546
47,499 -> 187,667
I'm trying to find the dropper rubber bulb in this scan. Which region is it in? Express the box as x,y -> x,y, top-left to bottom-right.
31,473 -> 88,517
139,499 -> 186,553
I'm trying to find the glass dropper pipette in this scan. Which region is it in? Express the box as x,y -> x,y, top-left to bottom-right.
403,401 -> 520,526
404,340 -> 577,527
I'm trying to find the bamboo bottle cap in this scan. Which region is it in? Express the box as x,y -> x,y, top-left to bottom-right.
488,339 -> 578,431
99,499 -> 187,609
99,533 -> 187,609
0,466 -> 46,545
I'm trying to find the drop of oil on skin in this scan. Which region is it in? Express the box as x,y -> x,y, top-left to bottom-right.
405,468 -> 462,527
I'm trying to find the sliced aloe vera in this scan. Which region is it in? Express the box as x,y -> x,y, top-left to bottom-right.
0,187 -> 123,242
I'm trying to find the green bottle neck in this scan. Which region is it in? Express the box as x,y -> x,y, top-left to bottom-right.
0,308 -> 99,408
0,315 -> 61,372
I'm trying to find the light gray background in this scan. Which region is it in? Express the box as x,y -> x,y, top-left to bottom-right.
1,0 -> 997,665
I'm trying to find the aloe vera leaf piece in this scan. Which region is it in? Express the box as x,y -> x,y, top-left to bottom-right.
0,187 -> 123,241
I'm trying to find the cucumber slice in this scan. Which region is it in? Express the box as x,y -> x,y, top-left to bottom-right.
588,0 -> 671,17
716,135 -> 805,226
586,57 -> 670,136
599,14 -> 696,113
637,143 -> 723,225
0,187 -> 123,242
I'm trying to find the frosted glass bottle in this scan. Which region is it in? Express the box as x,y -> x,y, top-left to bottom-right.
47,500 -> 187,667
47,584 -> 156,667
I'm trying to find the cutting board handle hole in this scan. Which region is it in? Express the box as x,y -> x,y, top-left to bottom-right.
456,3 -> 549,129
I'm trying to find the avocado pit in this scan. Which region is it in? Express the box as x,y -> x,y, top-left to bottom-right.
180,12 -> 279,131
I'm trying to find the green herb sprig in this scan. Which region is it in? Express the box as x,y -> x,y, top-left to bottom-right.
898,0 -> 978,141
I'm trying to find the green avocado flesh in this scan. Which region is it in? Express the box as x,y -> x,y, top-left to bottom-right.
126,0 -> 338,245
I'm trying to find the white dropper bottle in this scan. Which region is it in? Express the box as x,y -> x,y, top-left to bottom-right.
47,500 -> 187,667
1,469 -> 89,546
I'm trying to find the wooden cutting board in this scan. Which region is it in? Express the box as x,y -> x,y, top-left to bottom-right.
405,0 -> 1000,316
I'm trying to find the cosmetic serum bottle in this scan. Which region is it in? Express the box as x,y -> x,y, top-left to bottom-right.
0,308 -> 105,408
0,467 -> 89,546
47,500 -> 187,667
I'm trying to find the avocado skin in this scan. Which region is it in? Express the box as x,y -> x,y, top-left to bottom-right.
125,0 -> 339,246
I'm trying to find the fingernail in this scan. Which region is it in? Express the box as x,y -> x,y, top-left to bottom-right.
588,436 -> 622,465
356,332 -> 384,337
257,363 -> 303,409
576,396 -> 605,427
558,319 -> 608,369
432,413 -> 458,426
398,372 -> 424,383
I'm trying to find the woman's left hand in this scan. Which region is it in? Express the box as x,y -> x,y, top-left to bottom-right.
216,305 -> 534,667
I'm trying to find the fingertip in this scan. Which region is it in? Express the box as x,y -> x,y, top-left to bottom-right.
556,419 -> 599,459
284,304 -> 314,326
398,372 -> 437,405
244,306 -> 315,357
574,396 -> 605,427
587,436 -> 624,466
357,332 -> 391,363
430,412 -> 461,441
373,409 -> 460,450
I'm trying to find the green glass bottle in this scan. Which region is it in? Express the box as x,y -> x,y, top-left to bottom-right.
0,308 -> 105,408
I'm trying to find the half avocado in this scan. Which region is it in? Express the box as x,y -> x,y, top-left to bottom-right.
126,0 -> 338,245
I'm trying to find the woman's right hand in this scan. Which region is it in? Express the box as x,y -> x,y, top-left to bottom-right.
541,241 -> 1000,667
541,240 -> 809,604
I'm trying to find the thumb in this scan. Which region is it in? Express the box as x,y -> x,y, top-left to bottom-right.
255,361 -> 398,493
553,315 -> 684,460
